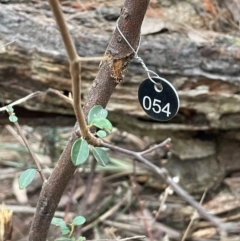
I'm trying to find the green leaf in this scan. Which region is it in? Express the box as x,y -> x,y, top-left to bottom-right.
92,147 -> 110,167
91,118 -> 112,132
9,115 -> 18,123
55,237 -> 71,241
18,169 -> 37,189
88,105 -> 108,124
60,225 -> 70,235
51,217 -> 66,227
51,217 -> 70,235
72,216 -> 86,226
71,237 -> 76,241
6,105 -> 14,112
96,130 -> 107,138
78,237 -> 86,241
71,139 -> 89,166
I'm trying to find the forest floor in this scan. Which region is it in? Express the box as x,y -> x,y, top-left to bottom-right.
0,125 -> 240,241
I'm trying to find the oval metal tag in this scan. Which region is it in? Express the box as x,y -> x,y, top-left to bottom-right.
138,78 -> 179,121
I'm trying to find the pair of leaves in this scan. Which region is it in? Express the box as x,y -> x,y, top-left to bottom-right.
6,105 -> 18,122
88,105 -> 112,138
52,216 -> 86,237
71,139 -> 110,167
51,216 -> 86,227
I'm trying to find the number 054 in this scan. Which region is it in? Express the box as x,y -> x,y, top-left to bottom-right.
142,96 -> 171,117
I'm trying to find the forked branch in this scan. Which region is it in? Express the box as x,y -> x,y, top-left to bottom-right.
48,0 -> 99,145
28,1 -> 149,240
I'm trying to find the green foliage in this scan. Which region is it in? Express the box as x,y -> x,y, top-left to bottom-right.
51,217 -> 66,227
6,105 -> 18,123
6,105 -> 14,113
51,216 -> 86,241
92,147 -> 110,167
8,115 -> 18,123
78,237 -> 86,241
51,218 -> 70,236
71,138 -> 89,166
88,105 -> 112,135
71,105 -> 112,167
96,130 -> 107,138
18,168 -> 37,189
72,216 -> 86,226
88,105 -> 108,124
91,118 -> 112,132
60,225 -> 71,235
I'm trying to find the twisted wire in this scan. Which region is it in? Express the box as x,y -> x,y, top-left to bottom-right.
116,18 -> 168,86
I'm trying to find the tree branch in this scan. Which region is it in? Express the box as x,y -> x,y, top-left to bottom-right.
100,140 -> 237,232
28,1 -> 150,240
47,0 -> 99,145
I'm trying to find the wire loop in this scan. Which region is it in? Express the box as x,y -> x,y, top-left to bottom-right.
116,18 -> 168,86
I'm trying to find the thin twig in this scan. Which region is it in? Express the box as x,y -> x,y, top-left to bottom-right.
151,186 -> 173,226
81,189 -> 131,233
5,125 -> 25,146
64,171 -> 79,223
47,89 -> 73,105
5,205 -> 74,218
77,159 -> 97,237
78,56 -> 103,62
13,122 -> 47,182
0,92 -> 42,112
48,0 -> 99,146
181,188 -> 208,241
79,159 -> 97,215
140,138 -> 171,155
85,236 -> 146,241
131,163 -> 153,241
100,139 -> 230,231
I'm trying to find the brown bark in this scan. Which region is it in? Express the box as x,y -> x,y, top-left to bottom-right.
26,0 -> 150,240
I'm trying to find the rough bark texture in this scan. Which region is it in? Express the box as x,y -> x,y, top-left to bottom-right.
1,0 -> 240,196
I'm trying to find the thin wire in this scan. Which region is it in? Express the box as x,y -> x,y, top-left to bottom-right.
116,18 -> 168,86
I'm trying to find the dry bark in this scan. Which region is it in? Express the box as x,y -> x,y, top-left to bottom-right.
1,1 -> 240,193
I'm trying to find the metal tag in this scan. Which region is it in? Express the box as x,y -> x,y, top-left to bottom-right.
138,78 -> 179,121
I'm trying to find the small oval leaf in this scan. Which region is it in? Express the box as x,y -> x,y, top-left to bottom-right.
88,105 -> 108,124
60,225 -> 70,235
91,118 -> 112,132
96,130 -> 107,138
18,169 -> 37,189
51,217 -> 65,227
92,147 -> 110,167
78,237 -> 86,241
6,105 -> 14,113
71,139 -> 89,166
73,216 -> 86,226
9,115 -> 18,123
